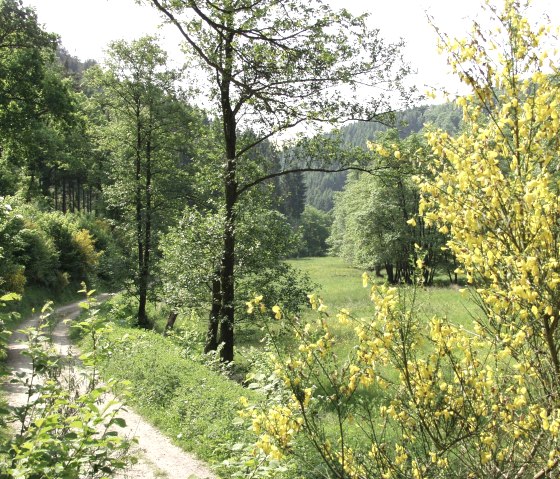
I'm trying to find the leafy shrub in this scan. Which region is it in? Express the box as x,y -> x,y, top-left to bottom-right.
36,211 -> 85,281
0,200 -> 116,292
0,297 -> 133,478
3,266 -> 26,294
75,215 -> 129,288
13,222 -> 59,286
0,202 -> 59,291
72,228 -> 101,268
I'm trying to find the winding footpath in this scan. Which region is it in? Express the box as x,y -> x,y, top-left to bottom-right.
3,297 -> 217,479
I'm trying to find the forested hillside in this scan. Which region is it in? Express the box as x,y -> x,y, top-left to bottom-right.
305,103 -> 463,211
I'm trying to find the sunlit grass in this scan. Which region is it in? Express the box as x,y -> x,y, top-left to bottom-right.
287,256 -> 480,329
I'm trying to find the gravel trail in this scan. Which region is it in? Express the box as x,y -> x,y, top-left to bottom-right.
3,297 -> 217,479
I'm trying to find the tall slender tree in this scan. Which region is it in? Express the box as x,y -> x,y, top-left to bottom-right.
87,37 -> 195,327
147,0 -> 412,360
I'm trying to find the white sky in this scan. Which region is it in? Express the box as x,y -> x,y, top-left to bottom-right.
22,0 -> 560,97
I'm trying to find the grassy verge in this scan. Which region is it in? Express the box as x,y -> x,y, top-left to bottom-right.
77,297 -> 259,477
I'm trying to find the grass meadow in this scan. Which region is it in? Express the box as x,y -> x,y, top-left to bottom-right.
287,256 -> 480,329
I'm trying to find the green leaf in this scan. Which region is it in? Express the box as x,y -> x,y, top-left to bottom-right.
110,417 -> 127,428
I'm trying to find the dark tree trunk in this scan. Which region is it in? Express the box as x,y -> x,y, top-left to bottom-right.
375,264 -> 383,277
218,195 -> 236,362
137,282 -> 149,328
213,29 -> 237,362
69,181 -> 75,213
26,172 -> 35,202
386,263 -> 395,284
164,311 -> 178,334
135,107 -> 150,329
76,179 -> 81,211
62,178 -> 67,213
141,139 -> 153,326
205,272 -> 221,353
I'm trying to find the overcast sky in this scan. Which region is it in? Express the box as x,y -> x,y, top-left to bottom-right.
22,0 -> 560,96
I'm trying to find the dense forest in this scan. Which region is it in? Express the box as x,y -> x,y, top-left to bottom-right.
305,103 -> 462,211
2,0 -> 560,478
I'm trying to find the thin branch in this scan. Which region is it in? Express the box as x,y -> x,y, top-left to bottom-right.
237,165 -> 390,196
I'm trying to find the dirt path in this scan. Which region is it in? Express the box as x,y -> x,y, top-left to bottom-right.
3,297 -> 217,479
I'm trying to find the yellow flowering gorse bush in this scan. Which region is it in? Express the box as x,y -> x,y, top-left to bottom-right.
239,1 -> 560,477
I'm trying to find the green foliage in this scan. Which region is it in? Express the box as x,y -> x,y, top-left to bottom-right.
158,199 -> 313,330
73,214 -> 129,288
304,170 -> 347,212
85,36 -> 201,326
0,293 -> 18,365
0,197 -> 123,299
0,297 -> 132,478
157,206 -> 223,313
0,0 -> 57,142
273,171 -> 306,223
0,0 -> 96,209
82,296 -> 258,470
295,206 -> 331,257
32,210 -> 96,285
329,132 -> 449,284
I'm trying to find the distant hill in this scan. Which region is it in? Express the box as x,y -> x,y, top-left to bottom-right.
305,102 -> 462,211
57,46 -> 97,79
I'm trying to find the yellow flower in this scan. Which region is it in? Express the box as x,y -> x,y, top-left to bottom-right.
272,305 -> 282,320
362,272 -> 369,288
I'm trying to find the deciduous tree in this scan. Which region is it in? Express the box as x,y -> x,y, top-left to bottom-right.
87,37 -> 196,327
146,0 -> 412,360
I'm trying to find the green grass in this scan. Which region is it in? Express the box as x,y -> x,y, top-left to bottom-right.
77,299 -> 259,478
287,256 -> 480,328
76,258 -> 481,478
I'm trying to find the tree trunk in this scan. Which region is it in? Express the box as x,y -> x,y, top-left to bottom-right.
218,199 -> 235,362
62,178 -> 67,213
137,280 -> 149,328
135,106 -> 150,329
205,272 -> 221,353
69,181 -> 75,213
386,263 -> 395,284
164,311 -> 178,334
54,181 -> 58,211
140,138 -> 153,328
215,29 -> 237,362
75,179 -> 80,211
